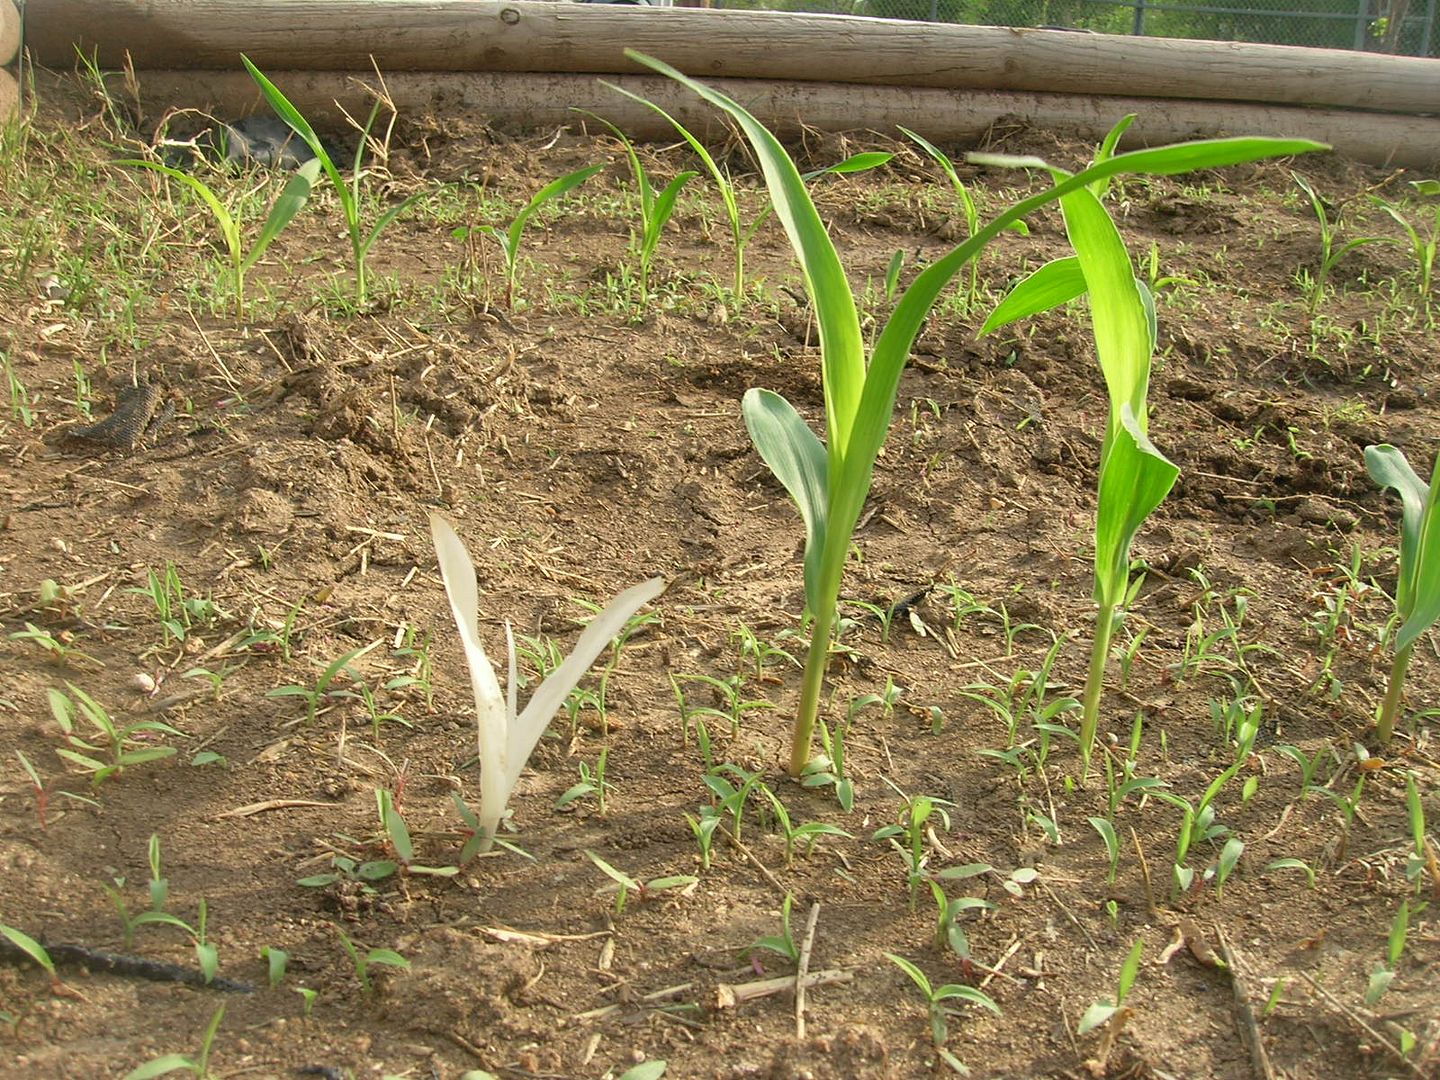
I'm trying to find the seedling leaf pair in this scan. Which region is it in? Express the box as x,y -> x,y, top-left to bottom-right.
429,514 -> 663,851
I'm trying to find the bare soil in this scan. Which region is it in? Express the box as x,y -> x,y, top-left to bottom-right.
2,76 -> 1438,1080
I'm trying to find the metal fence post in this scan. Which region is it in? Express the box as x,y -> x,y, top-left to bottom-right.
1132,0 -> 1146,36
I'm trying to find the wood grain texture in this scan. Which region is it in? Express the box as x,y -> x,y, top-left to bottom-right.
115,68 -> 1440,168
29,0 -> 1440,116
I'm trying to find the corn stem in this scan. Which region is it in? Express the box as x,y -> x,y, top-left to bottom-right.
1080,603 -> 1119,778
1376,642 -> 1413,745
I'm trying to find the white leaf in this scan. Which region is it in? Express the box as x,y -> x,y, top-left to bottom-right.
429,513 -> 509,851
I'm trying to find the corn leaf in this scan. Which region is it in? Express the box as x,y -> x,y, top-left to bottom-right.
1095,405 -> 1180,608
509,165 -> 606,258
979,256 -> 1085,335
1365,445 -> 1440,651
742,388 -> 829,606
244,157 -> 322,271
430,514 -> 510,851
430,514 -> 663,849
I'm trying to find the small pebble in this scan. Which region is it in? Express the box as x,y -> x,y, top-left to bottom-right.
131,673 -> 157,694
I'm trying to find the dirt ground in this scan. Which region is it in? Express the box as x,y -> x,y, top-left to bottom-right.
1,71 -> 1438,1080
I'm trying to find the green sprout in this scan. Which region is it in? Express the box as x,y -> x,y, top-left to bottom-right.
242,56 -> 427,305
455,163 -> 603,309
1364,444 -> 1440,744
115,154 -> 319,320
630,50 -> 1325,780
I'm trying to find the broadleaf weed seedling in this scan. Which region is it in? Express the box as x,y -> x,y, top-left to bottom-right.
744,893 -> 800,966
243,56 -> 428,305
49,683 -> 183,785
584,850 -> 698,915
555,748 -> 613,815
884,952 -> 1001,1065
873,786 -> 954,909
1077,937 -> 1144,1039
761,788 -> 853,867
266,639 -> 381,727
631,51 -> 1322,780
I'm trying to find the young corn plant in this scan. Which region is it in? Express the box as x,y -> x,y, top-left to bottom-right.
576,111 -> 697,303
242,56 -> 426,305
454,163 -> 603,309
115,155 -> 320,320
631,51 -> 1325,778
429,514 -> 662,852
1372,179 -> 1438,301
603,80 -> 892,308
898,125 -> 1028,314
1364,444 -> 1440,744
1293,172 -> 1393,316
982,182 -> 1179,777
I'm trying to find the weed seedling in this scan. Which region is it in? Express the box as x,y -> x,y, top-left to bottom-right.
584,851 -> 698,915
266,639 -> 381,726
800,716 -> 853,811
49,683 -> 183,786
1078,938 -> 1144,1039
928,881 -> 997,965
555,748 -> 613,815
762,788 -> 852,867
873,787 -> 954,909
744,894 -> 800,966
260,946 -> 288,990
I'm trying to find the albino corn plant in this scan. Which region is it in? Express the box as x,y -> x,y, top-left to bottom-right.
1364,444 -> 1440,744
430,514 -> 663,851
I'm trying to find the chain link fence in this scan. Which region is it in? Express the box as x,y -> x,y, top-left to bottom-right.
706,0 -> 1438,57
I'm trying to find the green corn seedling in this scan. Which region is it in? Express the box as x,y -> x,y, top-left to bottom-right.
430,514 -> 662,852
456,163 -> 603,309
632,51 -> 1324,779
1364,444 -> 1440,744
1372,179 -> 1438,300
898,125 -> 1028,314
242,56 -> 427,305
603,81 -> 891,308
1293,172 -> 1394,315
576,111 -> 697,303
116,155 -> 320,320
981,181 -> 1179,777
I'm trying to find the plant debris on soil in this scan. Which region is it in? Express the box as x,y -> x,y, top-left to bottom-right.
1,69 -> 1438,1080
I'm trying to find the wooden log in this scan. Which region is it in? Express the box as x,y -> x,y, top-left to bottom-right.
113,68 -> 1440,169
30,0 -> 1440,116
1,0 -> 20,68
